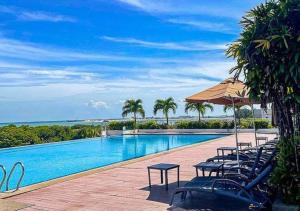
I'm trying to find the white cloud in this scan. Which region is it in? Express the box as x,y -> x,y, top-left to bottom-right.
116,0 -> 262,19
0,59 -> 234,89
101,36 -> 226,51
118,99 -> 126,104
19,11 -> 76,22
86,100 -> 108,109
0,5 -> 76,22
0,38 -> 131,62
0,37 -> 219,63
26,69 -> 97,80
167,19 -> 236,34
0,5 -> 15,14
118,0 -> 142,7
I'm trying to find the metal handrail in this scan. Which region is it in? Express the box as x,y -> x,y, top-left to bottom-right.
0,164 -> 6,190
6,162 -> 25,192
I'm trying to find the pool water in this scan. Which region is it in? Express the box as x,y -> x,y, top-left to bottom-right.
0,134 -> 225,190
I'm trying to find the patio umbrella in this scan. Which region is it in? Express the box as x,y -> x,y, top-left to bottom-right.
186,78 -> 256,167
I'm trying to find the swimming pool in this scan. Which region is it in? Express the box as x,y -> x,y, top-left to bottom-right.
0,134 -> 225,191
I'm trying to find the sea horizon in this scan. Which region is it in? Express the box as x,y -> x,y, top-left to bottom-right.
0,115 -> 233,127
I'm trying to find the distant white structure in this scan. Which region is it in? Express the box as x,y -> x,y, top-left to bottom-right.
253,109 -> 272,119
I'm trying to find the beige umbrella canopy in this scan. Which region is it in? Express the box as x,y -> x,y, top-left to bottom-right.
186,78 -> 251,105
186,78 -> 256,168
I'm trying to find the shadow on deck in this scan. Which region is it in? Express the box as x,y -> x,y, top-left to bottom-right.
141,182 -> 254,211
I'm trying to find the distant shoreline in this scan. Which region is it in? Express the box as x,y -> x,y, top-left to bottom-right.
0,116 -> 234,127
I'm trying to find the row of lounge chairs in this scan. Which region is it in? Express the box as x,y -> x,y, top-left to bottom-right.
170,138 -> 278,210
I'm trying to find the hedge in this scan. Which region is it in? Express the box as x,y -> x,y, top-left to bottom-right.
107,121 -> 135,130
107,119 -> 271,130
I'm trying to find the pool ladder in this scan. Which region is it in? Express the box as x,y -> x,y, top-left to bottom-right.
0,162 -> 25,192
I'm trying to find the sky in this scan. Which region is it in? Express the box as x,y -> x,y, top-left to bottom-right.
0,0 -> 263,123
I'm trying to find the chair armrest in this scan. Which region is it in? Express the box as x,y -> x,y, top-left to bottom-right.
223,173 -> 250,183
239,152 -> 251,158
211,179 -> 252,200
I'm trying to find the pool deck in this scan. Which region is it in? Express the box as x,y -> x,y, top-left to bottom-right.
3,133 -> 275,211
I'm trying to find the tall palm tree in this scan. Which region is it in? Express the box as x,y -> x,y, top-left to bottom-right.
122,99 -> 145,128
185,102 -> 214,122
153,97 -> 177,125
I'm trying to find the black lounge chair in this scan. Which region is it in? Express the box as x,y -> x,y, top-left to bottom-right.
207,140 -> 277,164
170,165 -> 273,210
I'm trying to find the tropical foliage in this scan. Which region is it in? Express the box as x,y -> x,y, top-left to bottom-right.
107,119 -> 271,130
270,136 -> 300,204
227,0 -> 300,138
153,97 -> 177,125
185,102 -> 213,122
0,125 -> 102,148
108,121 -> 135,130
227,0 -> 300,204
122,99 -> 145,128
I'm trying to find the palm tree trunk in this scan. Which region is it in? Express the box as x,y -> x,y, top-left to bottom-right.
166,113 -> 169,125
198,111 -> 201,123
134,113 -> 137,129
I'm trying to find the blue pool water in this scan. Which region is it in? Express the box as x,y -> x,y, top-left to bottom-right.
0,134 -> 225,190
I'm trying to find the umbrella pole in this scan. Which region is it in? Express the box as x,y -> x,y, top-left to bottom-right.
250,104 -> 258,149
231,99 -> 240,169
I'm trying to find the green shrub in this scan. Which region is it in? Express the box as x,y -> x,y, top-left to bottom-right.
254,119 -> 270,129
240,119 -> 271,129
175,120 -> 235,129
221,120 -> 235,129
106,119 -> 271,130
0,124 -> 102,148
207,120 -> 222,129
107,121 -> 134,130
138,120 -> 160,129
175,120 -> 190,129
270,136 -> 300,204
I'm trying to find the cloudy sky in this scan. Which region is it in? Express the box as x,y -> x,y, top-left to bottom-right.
0,0 -> 263,122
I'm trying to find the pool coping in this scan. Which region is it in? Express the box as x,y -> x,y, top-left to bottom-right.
0,134 -> 230,199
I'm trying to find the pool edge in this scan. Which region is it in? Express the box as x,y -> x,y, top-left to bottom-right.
0,134 -> 231,199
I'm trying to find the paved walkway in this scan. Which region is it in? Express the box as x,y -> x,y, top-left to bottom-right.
5,133 -> 275,211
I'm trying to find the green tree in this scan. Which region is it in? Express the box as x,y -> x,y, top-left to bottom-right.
185,102 -> 214,122
223,105 -> 251,124
153,97 -> 177,125
226,0 -> 300,204
122,99 -> 145,128
226,0 -> 300,138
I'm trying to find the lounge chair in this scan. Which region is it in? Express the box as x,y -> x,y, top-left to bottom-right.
207,139 -> 277,164
170,165 -> 273,210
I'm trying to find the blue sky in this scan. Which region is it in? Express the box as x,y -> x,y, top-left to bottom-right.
0,0 -> 263,122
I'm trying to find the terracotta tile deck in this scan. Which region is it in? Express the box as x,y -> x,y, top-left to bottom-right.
5,133 -> 275,211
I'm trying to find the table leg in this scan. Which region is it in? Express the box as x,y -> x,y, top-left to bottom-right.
202,168 -> 205,177
160,170 -> 163,184
147,168 -> 151,189
165,170 -> 168,190
222,150 -> 224,162
196,168 -> 198,177
177,166 -> 180,187
217,149 -> 220,161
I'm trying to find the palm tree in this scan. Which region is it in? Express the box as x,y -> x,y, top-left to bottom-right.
153,97 -> 177,125
122,99 -> 145,128
185,102 -> 214,122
